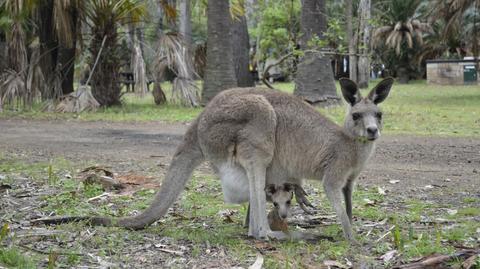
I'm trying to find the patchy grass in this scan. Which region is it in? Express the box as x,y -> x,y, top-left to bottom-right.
1,80 -> 480,137
0,247 -> 37,269
1,156 -> 479,268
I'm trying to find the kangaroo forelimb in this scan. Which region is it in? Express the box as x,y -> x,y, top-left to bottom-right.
294,184 -> 315,215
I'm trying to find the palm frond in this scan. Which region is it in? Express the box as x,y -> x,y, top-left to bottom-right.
155,33 -> 199,107
53,0 -> 80,47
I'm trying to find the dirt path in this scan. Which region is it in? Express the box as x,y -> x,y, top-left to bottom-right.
1,119 -> 478,195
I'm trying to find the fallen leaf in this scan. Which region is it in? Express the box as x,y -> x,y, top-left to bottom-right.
446,209 -> 457,216
378,187 -> 387,195
389,180 -> 400,184
380,250 -> 397,263
363,198 -> 376,206
424,185 -> 434,189
249,253 -> 264,269
324,260 -> 349,268
444,178 -> 451,182
254,241 -> 276,251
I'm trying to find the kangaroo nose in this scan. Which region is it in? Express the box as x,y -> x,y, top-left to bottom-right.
367,127 -> 378,136
280,214 -> 287,219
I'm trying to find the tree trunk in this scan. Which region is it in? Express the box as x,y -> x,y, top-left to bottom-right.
152,0 -> 167,104
232,14 -> 254,87
37,0 -> 58,99
37,1 -> 78,97
357,0 -> 371,89
179,0 -> 192,47
201,0 -> 237,104
90,24 -> 121,106
294,0 -> 338,105
346,0 -> 357,83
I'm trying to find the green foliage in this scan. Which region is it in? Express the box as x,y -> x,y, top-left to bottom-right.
253,0 -> 301,59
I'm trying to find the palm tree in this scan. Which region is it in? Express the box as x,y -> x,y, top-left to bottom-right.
201,0 -> 237,104
37,0 -> 80,99
372,0 -> 431,83
294,0 -> 338,105
0,0 -> 36,107
84,0 -> 146,107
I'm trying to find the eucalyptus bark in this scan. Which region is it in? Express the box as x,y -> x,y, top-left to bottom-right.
232,15 -> 254,87
357,0 -> 371,88
346,0 -> 357,83
179,0 -> 192,47
294,0 -> 338,105
201,0 -> 237,104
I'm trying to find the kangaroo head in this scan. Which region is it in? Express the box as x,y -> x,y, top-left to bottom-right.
339,78 -> 394,142
265,183 -> 294,220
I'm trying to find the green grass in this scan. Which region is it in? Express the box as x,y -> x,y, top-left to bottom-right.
0,247 -> 37,269
1,153 -> 479,267
1,80 -> 479,137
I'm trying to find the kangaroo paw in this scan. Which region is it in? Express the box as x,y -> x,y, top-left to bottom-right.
294,185 -> 315,214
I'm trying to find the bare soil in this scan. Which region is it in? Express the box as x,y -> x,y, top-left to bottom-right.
1,119 -> 479,268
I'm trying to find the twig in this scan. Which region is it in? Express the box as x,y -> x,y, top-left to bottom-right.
85,35 -> 108,86
87,192 -> 110,202
155,246 -> 184,256
19,244 -> 83,256
261,52 -> 294,89
375,225 -> 395,243
394,249 -> 480,269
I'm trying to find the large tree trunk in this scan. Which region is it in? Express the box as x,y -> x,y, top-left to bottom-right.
232,14 -> 254,87
294,0 -> 338,105
346,0 -> 357,83
357,0 -> 371,88
201,0 -> 237,104
37,0 -> 58,100
179,0 -> 192,47
37,1 -> 78,97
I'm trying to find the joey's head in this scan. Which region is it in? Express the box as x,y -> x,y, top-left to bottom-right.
339,78 -> 394,142
265,183 -> 294,220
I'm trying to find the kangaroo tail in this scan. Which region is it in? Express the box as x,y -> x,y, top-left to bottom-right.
33,120 -> 204,229
115,121 -> 204,229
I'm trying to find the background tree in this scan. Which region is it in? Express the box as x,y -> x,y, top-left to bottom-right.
372,0 -> 431,83
232,2 -> 254,87
345,0 -> 357,83
357,0 -> 371,88
0,0 -> 36,108
201,0 -> 237,104
85,0 -> 146,107
294,0 -> 338,105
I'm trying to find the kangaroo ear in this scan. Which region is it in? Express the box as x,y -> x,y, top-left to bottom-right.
368,78 -> 394,104
339,78 -> 361,106
265,184 -> 276,196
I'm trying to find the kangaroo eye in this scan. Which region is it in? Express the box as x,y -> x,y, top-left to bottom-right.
273,202 -> 278,207
352,113 -> 361,121
376,112 -> 383,119
286,201 -> 291,205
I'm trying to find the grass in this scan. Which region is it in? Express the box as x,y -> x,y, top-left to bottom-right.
1,157 -> 479,268
1,80 -> 479,137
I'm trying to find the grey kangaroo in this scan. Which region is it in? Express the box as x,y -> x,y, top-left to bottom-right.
37,78 -> 393,242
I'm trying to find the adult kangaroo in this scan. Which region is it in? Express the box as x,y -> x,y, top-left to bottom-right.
37,78 -> 393,242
